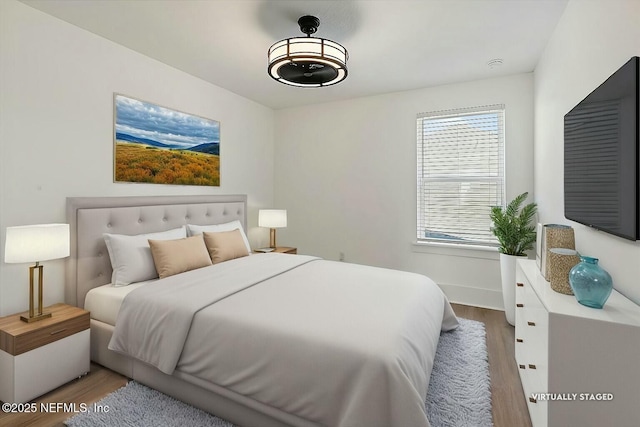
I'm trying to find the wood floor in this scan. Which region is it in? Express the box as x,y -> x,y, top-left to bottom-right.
0,304 -> 531,427
452,304 -> 532,427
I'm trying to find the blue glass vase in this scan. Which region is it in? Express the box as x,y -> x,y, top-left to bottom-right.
568,256 -> 613,309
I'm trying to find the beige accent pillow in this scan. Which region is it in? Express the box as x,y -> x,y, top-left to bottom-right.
148,235 -> 212,279
203,229 -> 250,264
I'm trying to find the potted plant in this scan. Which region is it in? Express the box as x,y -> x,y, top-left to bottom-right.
490,192 -> 537,325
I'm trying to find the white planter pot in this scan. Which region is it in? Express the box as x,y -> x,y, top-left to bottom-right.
499,253 -> 523,326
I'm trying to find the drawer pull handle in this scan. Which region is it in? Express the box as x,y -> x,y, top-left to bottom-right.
50,328 -> 67,335
516,303 -> 524,308
517,282 -> 524,287
528,364 -> 537,369
527,321 -> 536,326
519,364 -> 526,369
529,397 -> 537,403
516,338 -> 523,343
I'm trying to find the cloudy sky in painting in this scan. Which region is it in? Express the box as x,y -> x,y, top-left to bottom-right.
115,95 -> 219,148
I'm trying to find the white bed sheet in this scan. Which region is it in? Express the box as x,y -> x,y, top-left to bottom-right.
84,281 -> 152,325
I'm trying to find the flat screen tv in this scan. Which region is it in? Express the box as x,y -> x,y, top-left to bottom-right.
564,56 -> 639,241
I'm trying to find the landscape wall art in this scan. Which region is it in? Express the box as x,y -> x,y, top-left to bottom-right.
114,94 -> 220,186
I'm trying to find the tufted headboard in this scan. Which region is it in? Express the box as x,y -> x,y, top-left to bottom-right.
66,195 -> 247,308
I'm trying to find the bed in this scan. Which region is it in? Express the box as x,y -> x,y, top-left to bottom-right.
66,195 -> 458,427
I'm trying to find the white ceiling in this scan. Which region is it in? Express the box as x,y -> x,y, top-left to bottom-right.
21,0 -> 568,110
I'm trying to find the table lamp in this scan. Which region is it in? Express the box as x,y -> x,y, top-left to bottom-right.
258,210 -> 287,248
4,223 -> 70,323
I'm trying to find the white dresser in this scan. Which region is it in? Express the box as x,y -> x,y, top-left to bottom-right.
515,259 -> 640,427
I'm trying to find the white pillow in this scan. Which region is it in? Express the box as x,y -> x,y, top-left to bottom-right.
187,220 -> 251,253
104,226 -> 187,287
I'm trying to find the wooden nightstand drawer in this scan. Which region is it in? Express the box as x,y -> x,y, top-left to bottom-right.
0,304 -> 89,356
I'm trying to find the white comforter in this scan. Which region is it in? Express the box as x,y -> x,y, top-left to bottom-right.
109,253 -> 458,427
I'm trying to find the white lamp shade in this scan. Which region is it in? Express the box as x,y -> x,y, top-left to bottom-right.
4,223 -> 70,264
258,210 -> 287,228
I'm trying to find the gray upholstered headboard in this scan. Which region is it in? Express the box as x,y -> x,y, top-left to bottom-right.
66,195 -> 247,308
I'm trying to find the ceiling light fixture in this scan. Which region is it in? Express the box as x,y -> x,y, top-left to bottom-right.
268,15 -> 348,87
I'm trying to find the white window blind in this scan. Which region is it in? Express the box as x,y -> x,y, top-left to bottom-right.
417,105 -> 505,246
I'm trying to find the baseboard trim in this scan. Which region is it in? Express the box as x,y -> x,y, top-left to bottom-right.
438,283 -> 504,311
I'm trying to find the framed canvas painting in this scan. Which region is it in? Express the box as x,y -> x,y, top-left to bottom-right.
114,94 -> 220,186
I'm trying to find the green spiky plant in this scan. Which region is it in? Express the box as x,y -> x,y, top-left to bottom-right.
490,192 -> 538,256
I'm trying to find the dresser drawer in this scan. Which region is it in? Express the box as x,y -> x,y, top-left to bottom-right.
515,261 -> 550,427
527,392 -> 548,427
0,304 -> 89,356
514,273 -> 530,364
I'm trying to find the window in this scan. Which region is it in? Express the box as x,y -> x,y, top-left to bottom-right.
417,105 -> 505,246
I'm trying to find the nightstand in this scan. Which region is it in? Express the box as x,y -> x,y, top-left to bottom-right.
0,303 -> 90,403
254,247 -> 297,254
273,247 -> 297,254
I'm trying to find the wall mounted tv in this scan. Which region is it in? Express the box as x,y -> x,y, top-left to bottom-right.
564,56 -> 639,241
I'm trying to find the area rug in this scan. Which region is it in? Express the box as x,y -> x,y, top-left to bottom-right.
426,318 -> 493,427
66,318 -> 492,427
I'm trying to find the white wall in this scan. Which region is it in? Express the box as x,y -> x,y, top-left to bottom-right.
10,0 -> 632,316
0,1 -> 275,316
534,0 -> 640,304
275,74 -> 534,309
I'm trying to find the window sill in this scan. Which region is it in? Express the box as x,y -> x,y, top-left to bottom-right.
412,241 -> 499,260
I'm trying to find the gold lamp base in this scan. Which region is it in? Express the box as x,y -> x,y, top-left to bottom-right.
20,312 -> 51,323
20,263 -> 50,323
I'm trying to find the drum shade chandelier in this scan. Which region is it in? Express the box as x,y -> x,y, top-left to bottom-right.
268,15 -> 348,87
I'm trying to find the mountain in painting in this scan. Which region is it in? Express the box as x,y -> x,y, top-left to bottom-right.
187,143 -> 220,155
116,132 -> 219,154
115,132 -> 172,148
